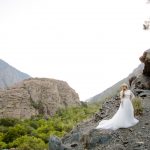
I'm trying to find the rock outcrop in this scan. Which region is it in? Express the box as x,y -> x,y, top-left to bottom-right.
0,78 -> 80,119
131,74 -> 150,97
0,59 -> 30,88
139,49 -> 150,76
130,49 -> 150,97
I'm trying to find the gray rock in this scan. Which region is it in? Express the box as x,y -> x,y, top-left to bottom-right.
106,144 -> 125,150
139,49 -> 150,76
48,136 -> 71,150
87,129 -> 112,149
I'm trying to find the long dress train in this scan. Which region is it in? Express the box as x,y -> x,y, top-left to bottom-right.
96,90 -> 139,130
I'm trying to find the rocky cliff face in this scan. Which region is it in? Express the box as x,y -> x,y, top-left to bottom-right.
131,49 -> 150,97
139,49 -> 150,76
49,50 -> 150,150
0,78 -> 80,119
0,59 -> 30,88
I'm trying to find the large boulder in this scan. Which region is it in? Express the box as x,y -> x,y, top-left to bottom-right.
0,78 -> 80,119
139,49 -> 150,76
48,136 -> 71,150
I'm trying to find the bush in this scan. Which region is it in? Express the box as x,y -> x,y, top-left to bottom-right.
0,132 -> 7,148
0,118 -> 19,127
132,97 -> 143,115
8,135 -> 47,150
0,141 -> 7,149
0,103 -> 101,149
3,124 -> 32,143
0,125 -> 9,133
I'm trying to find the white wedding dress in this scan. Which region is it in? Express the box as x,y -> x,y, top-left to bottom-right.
96,90 -> 139,130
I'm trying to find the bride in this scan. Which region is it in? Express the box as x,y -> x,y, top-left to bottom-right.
96,83 -> 139,130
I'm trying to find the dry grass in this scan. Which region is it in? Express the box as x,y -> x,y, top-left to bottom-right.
132,97 -> 143,116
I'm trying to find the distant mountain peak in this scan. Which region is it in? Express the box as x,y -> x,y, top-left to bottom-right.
0,59 -> 10,69
0,59 -> 30,88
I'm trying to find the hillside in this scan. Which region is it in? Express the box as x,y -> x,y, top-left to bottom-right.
48,49 -> 150,150
0,59 -> 30,88
87,63 -> 144,103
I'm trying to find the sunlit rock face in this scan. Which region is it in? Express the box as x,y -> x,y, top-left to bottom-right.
0,78 -> 80,119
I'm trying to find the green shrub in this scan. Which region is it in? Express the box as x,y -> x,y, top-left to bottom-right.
132,97 -> 143,115
28,120 -> 39,129
0,103 -> 101,149
0,141 -> 7,149
0,125 -> 9,133
3,124 -> 31,143
0,118 -> 19,126
8,135 -> 47,150
0,132 -> 7,149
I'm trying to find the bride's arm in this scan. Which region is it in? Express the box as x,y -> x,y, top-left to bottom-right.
130,90 -> 135,100
120,91 -> 123,105
120,91 -> 123,99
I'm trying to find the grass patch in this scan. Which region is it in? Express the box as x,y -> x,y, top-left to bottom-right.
132,97 -> 143,116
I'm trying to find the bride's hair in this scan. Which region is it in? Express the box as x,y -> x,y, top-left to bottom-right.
120,83 -> 128,98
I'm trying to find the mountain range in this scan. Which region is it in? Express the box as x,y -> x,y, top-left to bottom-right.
0,59 -> 30,89
87,64 -> 144,103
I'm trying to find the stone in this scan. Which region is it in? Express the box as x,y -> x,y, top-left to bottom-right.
0,78 -> 80,119
130,74 -> 150,97
80,129 -> 112,149
136,141 -> 144,145
49,136 -> 62,150
129,76 -> 137,86
106,144 -> 125,150
48,136 -> 71,150
139,49 -> 150,76
94,113 -> 103,122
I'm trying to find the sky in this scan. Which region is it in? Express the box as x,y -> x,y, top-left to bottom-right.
0,0 -> 150,101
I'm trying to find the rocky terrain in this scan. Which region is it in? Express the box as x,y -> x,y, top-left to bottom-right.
49,49 -> 150,150
0,59 -> 30,89
0,78 -> 80,119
